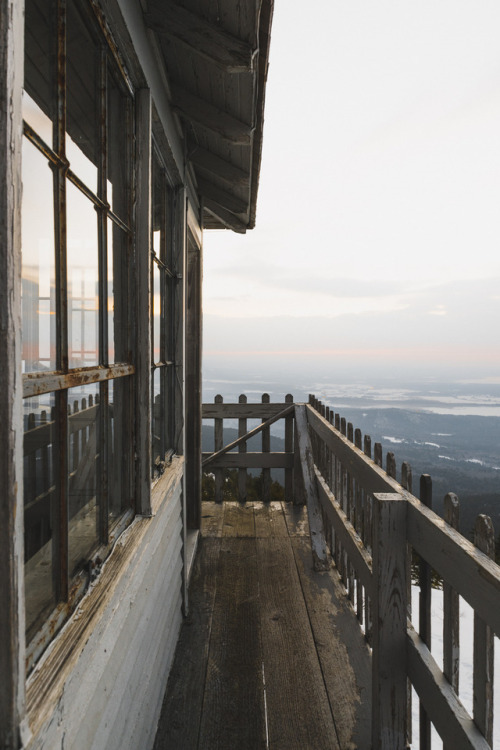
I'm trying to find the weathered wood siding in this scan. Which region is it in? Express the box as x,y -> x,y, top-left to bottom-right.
26,464 -> 184,750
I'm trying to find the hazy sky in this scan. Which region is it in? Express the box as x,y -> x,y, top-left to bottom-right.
203,2 -> 500,382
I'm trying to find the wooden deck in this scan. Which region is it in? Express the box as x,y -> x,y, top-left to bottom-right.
153,501 -> 371,750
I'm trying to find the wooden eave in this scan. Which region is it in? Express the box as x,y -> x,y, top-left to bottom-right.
145,0 -> 274,234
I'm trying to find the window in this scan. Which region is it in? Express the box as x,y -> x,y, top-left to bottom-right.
151,150 -> 176,477
22,0 -> 134,663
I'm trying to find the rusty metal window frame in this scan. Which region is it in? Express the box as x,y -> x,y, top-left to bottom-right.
151,145 -> 177,477
22,0 -> 136,669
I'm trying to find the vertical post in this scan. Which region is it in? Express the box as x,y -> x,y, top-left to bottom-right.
0,0 -> 25,744
261,393 -> 270,503
443,493 -> 460,706
284,394 -> 294,502
185,209 -> 203,529
473,514 -> 494,746
135,88 -> 152,515
214,394 -> 223,503
419,474 -> 432,750
238,394 -> 247,503
372,493 -> 408,750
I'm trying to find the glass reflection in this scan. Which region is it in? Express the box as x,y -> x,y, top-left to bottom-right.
153,260 -> 161,364
152,367 -> 162,468
108,68 -> 130,221
67,181 -> 98,369
22,136 -> 56,373
24,0 -> 54,146
24,393 -> 57,641
108,378 -> 132,521
66,1 -> 98,192
68,383 -> 99,576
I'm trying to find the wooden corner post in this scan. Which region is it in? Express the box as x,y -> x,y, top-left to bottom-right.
0,0 -> 25,745
372,492 -> 408,750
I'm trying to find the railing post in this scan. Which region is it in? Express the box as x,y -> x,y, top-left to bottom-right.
419,474 -> 432,749
372,492 -> 408,750
214,395 -> 223,503
473,514 -> 495,746
261,393 -> 271,502
284,394 -> 294,502
238,394 -> 247,503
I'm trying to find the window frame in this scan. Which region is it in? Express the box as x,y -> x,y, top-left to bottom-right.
22,0 -> 136,669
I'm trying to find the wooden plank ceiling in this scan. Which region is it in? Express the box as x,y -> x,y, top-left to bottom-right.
145,0 -> 273,233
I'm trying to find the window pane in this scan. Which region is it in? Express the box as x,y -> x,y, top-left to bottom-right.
153,261 -> 161,364
22,136 -> 56,373
108,377 -> 133,521
107,218 -> 129,363
24,0 -> 54,145
108,67 -> 130,221
67,182 -> 98,368
66,2 -> 98,191
68,383 -> 100,577
24,393 -> 57,642
152,367 -> 162,470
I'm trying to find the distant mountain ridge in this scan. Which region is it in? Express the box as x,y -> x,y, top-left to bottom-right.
202,407 -> 500,540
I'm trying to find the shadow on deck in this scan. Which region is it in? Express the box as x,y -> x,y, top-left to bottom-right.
153,501 -> 371,750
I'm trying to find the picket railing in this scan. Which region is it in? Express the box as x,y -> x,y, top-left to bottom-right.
202,392 -> 500,749
202,393 -> 296,503
307,394 -> 499,750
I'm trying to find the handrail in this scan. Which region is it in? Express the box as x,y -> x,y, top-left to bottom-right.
305,395 -> 500,750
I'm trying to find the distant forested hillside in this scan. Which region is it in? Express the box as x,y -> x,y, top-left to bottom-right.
202,409 -> 500,540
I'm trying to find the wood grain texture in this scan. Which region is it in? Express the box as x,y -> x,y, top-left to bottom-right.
295,404 -> 328,570
291,536 -> 372,749
222,501 -> 256,537
257,535 -> 341,749
371,493 -> 408,750
153,538 -> 221,750
198,538 -> 266,750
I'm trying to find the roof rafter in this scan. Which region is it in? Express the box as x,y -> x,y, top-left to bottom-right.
171,85 -> 253,145
197,177 -> 248,216
204,198 -> 247,234
188,144 -> 250,188
145,3 -> 257,73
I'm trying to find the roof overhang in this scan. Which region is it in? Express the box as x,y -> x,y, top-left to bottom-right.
145,0 -> 273,233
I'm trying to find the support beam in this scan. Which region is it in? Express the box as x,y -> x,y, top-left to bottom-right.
145,4 -> 257,73
204,198 -> 247,234
188,145 -> 250,187
171,85 -> 252,145
0,0 -> 25,746
135,89 -> 152,515
196,177 -> 248,216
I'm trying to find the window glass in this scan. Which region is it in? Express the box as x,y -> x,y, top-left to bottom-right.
67,181 -> 99,368
66,1 -> 99,191
153,260 -> 161,364
108,68 -> 130,219
24,0 -> 54,145
108,377 -> 132,521
152,367 -> 162,467
68,383 -> 100,576
22,136 -> 56,373
24,393 -> 57,641
107,218 -> 130,364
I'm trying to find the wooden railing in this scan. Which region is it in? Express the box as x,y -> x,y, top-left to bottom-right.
202,393 -> 295,503
307,394 -> 499,750
202,392 -> 500,749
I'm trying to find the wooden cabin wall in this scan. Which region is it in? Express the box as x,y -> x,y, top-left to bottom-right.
27,467 -> 184,750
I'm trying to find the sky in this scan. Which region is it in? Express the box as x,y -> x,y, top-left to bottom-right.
203,2 -> 500,383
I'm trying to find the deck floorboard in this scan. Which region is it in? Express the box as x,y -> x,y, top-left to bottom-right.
153,501 -> 371,750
